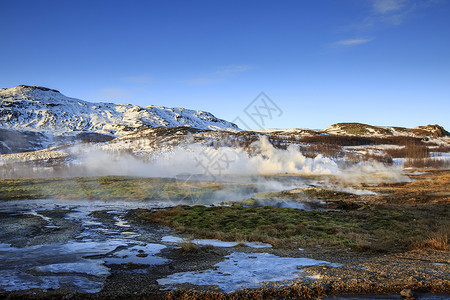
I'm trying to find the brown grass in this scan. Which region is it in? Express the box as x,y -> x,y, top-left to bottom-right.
404,158 -> 450,169
298,135 -> 430,147
180,241 -> 200,253
384,142 -> 429,158
360,152 -> 393,164
415,229 -> 449,250
299,144 -> 344,159
429,145 -> 450,153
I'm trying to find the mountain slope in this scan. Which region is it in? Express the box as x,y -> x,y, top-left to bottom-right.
323,122 -> 450,138
0,85 -> 239,138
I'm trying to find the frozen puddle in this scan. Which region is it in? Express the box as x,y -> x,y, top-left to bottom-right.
0,270 -> 104,293
36,261 -> 110,276
0,241 -> 168,292
158,252 -> 336,293
0,242 -> 114,292
104,243 -> 169,265
162,235 -> 272,248
0,199 -> 171,293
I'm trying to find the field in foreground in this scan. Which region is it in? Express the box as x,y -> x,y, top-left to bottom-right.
0,170 -> 448,299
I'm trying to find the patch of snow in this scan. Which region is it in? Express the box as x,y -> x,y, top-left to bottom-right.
114,216 -> 131,228
431,152 -> 450,158
337,188 -> 377,195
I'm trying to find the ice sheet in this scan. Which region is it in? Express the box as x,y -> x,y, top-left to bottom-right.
158,252 -> 336,292
162,236 -> 272,248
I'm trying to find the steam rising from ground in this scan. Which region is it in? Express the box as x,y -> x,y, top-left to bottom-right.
68,136 -> 410,187
77,137 -> 340,178
1,136 -> 409,185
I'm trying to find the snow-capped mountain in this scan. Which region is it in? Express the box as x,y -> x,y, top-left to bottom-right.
0,85 -> 239,137
1,85 -> 449,157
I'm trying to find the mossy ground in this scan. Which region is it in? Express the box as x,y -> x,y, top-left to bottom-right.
133,201 -> 449,252
0,176 -> 255,201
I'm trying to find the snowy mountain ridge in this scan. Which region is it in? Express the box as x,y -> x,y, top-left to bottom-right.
0,85 -> 239,137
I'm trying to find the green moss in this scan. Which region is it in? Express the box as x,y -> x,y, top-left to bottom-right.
136,205 -> 360,248
134,203 -> 449,252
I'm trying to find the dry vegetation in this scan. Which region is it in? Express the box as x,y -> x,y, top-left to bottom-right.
273,134 -> 449,168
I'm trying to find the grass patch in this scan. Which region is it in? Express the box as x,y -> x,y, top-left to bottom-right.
133,203 -> 449,252
0,176 -> 256,201
180,241 -> 200,253
415,229 -> 449,250
229,187 -> 361,210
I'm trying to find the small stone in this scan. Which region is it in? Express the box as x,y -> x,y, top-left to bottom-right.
400,289 -> 414,298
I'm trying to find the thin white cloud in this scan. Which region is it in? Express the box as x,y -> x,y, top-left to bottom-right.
122,75 -> 154,84
215,65 -> 252,75
95,88 -> 131,101
373,0 -> 406,14
183,77 -> 219,86
333,38 -> 373,47
183,65 -> 251,86
344,0 -> 440,32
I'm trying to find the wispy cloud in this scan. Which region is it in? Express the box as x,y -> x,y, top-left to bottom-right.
122,75 -> 154,84
332,38 -> 373,47
215,64 -> 251,75
95,88 -> 131,101
372,0 -> 407,14
184,64 -> 251,86
345,0 -> 439,32
183,77 -> 219,86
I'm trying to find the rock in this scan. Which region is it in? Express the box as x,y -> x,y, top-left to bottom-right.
400,289 -> 414,299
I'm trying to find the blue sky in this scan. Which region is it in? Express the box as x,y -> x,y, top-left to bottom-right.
1,0 -> 449,130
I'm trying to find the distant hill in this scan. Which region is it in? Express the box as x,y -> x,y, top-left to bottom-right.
323,122 -> 450,138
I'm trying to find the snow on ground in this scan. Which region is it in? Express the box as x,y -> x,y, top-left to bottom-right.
431,152 -> 450,158
336,188 -> 377,195
345,145 -> 404,151
0,148 -> 67,164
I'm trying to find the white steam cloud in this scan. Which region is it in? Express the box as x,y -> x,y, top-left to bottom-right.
73,137 -> 340,178
1,136 -> 410,187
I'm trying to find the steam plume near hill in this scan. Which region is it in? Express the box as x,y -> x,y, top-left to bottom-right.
75,137 -> 338,177
44,137 -> 408,185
